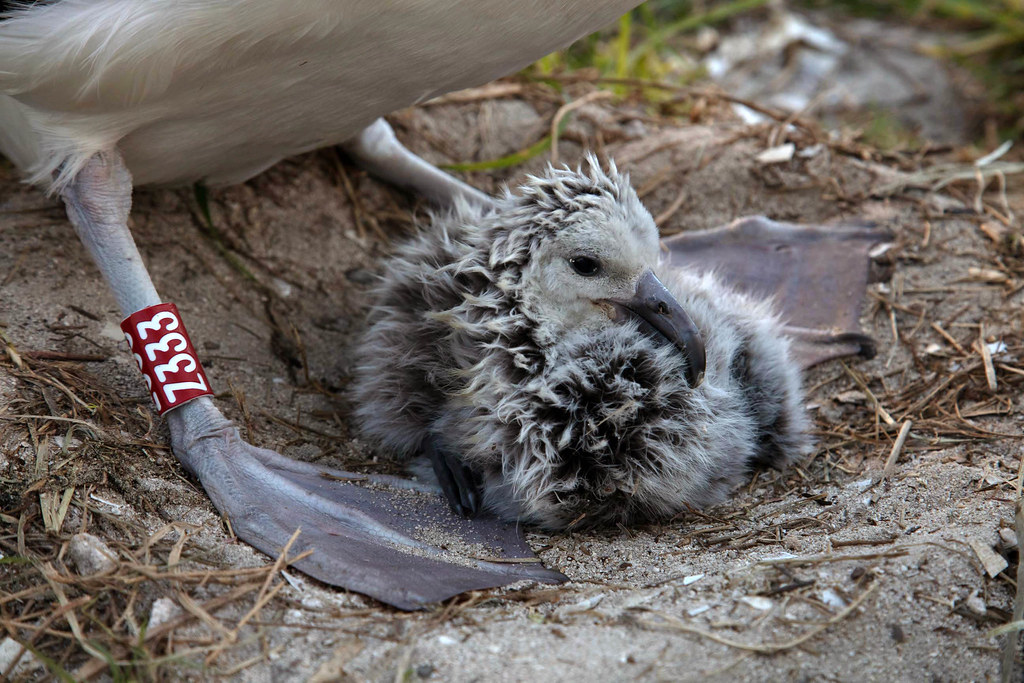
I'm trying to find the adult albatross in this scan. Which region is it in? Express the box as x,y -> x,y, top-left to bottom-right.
0,0 -> 643,609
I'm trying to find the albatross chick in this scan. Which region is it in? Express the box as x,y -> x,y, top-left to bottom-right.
354,158 -> 812,529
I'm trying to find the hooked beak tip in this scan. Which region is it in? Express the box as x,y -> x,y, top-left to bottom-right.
609,270 -> 707,388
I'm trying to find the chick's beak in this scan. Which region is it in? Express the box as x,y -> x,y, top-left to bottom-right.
607,269 -> 706,387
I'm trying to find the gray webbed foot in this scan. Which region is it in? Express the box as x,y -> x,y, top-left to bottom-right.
167,399 -> 562,609
664,216 -> 891,368
424,437 -> 482,518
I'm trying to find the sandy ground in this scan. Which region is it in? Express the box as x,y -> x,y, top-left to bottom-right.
1,86 -> 1021,681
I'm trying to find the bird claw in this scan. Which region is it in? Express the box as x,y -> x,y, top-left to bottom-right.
424,438 -> 482,518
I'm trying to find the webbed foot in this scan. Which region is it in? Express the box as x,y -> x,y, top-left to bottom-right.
165,400 -> 563,610
664,216 -> 891,368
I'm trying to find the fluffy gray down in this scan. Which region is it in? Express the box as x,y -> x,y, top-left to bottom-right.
352,158 -> 811,529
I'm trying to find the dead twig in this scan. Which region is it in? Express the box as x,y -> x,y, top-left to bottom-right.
931,321 -> 967,355
977,324 -> 998,391
550,91 -> 614,164
654,185 -> 689,229
881,421 -> 913,482
832,536 -> 897,548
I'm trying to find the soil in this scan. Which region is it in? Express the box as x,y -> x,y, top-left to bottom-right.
1,82 -> 1021,682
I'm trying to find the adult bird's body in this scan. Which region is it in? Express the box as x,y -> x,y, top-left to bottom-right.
0,0 -> 636,190
0,0 -> 642,608
353,161 -> 812,529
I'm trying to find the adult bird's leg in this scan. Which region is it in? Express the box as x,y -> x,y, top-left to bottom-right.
59,150 -> 564,609
341,118 -> 495,209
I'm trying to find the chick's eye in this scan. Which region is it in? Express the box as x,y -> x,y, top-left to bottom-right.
568,256 -> 601,277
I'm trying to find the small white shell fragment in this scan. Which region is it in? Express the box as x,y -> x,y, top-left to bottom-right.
763,552 -> 798,562
68,532 -> 118,575
683,573 -> 704,586
984,474 -> 1004,487
694,27 -> 719,53
437,635 -> 457,646
687,604 -> 711,616
148,597 -> 182,630
740,596 -> 774,611
53,435 -> 83,450
271,277 -> 293,298
755,143 -> 795,164
820,588 -> 847,609
797,143 -> 823,158
281,570 -> 306,591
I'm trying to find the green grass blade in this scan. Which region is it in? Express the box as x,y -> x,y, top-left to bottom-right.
440,102 -> 577,172
630,0 -> 769,66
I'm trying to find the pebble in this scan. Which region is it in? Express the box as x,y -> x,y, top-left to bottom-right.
740,596 -> 773,611
67,532 -> 117,575
820,588 -> 847,609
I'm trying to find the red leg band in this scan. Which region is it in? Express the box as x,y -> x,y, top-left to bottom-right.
121,303 -> 214,415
